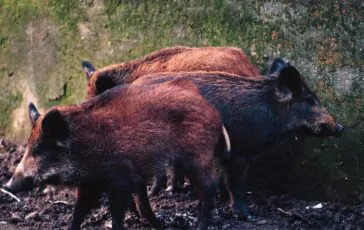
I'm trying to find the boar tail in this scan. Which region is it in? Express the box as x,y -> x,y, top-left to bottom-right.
222,125 -> 231,153
215,124 -> 231,159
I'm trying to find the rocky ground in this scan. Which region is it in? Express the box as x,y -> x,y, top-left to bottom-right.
0,139 -> 363,230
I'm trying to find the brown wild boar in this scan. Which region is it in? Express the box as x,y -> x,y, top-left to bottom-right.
82,46 -> 260,99
131,64 -> 344,221
3,78 -> 231,230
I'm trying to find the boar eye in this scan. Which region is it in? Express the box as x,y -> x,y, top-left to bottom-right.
32,148 -> 43,157
306,97 -> 317,106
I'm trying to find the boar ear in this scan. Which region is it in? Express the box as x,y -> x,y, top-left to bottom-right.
82,61 -> 96,79
42,109 -> 69,140
95,75 -> 118,95
268,57 -> 290,78
276,66 -> 304,102
28,102 -> 40,126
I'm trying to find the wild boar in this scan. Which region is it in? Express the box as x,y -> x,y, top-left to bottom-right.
3,78 -> 231,230
82,46 -> 260,99
130,64 -> 344,221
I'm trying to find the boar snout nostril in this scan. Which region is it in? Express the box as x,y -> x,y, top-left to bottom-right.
3,178 -> 14,192
334,123 -> 344,137
1,176 -> 35,193
2,185 -> 10,193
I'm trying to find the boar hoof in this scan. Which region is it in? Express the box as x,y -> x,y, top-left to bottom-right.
246,215 -> 257,222
233,213 -> 256,222
231,203 -> 254,222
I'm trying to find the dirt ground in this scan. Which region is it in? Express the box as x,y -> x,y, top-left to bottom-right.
0,139 -> 363,230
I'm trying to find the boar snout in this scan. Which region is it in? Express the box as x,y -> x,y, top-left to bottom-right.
319,122 -> 344,137
333,123 -> 344,137
3,178 -> 17,193
3,177 -> 35,194
3,172 -> 35,193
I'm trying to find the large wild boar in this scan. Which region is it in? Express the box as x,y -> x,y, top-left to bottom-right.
3,79 -> 230,230
130,64 -> 344,221
82,46 -> 260,99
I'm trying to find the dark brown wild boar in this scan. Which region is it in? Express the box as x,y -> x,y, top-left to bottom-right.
3,78 -> 230,230
131,64 -> 344,221
82,46 -> 260,98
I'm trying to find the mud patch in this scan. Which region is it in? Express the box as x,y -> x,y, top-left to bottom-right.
0,139 -> 363,229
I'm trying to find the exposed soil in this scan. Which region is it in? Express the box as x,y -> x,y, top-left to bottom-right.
0,139 -> 363,230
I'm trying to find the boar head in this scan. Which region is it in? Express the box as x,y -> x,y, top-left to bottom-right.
3,103 -> 80,193
274,64 -> 344,138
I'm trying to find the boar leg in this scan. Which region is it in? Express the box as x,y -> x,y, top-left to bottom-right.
148,172 -> 167,196
133,183 -> 160,227
148,162 -> 185,196
128,196 -> 139,217
223,157 -> 253,221
68,186 -> 102,230
108,189 -> 132,230
185,162 -> 217,230
217,172 -> 230,201
170,162 -> 185,193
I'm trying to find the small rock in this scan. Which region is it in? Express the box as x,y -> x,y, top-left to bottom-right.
293,220 -> 302,225
257,219 -> 268,225
312,203 -> 323,209
10,213 -> 23,223
9,147 -> 16,153
104,220 -> 112,229
165,185 -> 173,192
42,185 -> 56,195
52,200 -> 68,205
8,71 -> 13,77
0,221 -> 6,224
25,211 -> 39,220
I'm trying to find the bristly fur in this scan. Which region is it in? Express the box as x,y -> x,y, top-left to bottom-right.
85,46 -> 261,98
132,68 -> 342,219
7,78 -> 229,230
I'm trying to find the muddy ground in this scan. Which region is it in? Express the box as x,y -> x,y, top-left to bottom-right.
0,139 -> 363,230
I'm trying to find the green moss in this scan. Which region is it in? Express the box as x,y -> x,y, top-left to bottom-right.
47,0 -> 85,32
0,0 -> 44,22
0,90 -> 22,135
0,34 -> 7,49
